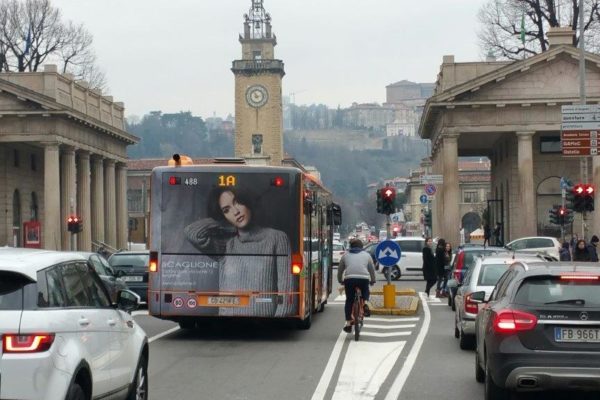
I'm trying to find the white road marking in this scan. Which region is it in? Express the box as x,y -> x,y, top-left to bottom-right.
132,310 -> 149,316
359,331 -> 412,338
429,303 -> 447,306
331,340 -> 406,399
334,295 -> 346,302
384,292 -> 431,400
311,331 -> 347,400
362,324 -> 416,330
148,327 -> 180,344
368,317 -> 419,322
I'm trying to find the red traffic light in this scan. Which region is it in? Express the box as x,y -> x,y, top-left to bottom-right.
382,187 -> 396,199
574,184 -> 585,195
585,184 -> 595,195
559,207 -> 566,216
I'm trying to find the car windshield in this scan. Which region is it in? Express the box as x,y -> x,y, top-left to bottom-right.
514,276 -> 600,307
109,254 -> 149,268
477,263 -> 509,286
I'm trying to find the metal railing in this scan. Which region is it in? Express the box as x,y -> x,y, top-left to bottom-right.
231,59 -> 284,73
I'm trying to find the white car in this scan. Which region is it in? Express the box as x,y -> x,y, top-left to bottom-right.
332,242 -> 345,265
505,236 -> 561,259
0,248 -> 148,400
366,237 -> 425,280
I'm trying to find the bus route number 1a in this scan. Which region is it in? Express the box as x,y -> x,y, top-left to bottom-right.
218,175 -> 236,187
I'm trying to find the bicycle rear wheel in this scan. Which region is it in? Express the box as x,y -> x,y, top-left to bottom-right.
353,296 -> 361,341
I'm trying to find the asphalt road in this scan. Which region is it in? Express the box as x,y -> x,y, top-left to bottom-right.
132,274 -> 600,400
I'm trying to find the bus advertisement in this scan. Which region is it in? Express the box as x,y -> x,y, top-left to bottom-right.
148,161 -> 340,329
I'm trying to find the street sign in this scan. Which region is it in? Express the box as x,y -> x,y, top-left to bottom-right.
420,174 -> 444,184
562,105 -> 600,114
424,184 -> 437,196
419,194 -> 428,204
561,131 -> 598,139
563,147 -> 598,156
561,105 -> 600,156
375,240 -> 402,267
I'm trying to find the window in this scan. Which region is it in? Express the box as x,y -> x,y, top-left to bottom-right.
396,240 -> 423,253
253,50 -> 262,60
514,277 -> 600,307
489,270 -> 512,301
89,255 -> 109,276
42,267 -> 67,308
61,264 -> 90,307
0,271 -> 33,310
478,264 -> 510,286
76,263 -> 111,308
30,154 -> 37,171
509,239 -> 527,250
13,149 -> 19,167
540,136 -> 561,153
463,191 -> 479,203
526,238 -> 554,248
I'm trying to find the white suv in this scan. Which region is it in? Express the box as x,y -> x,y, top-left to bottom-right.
366,237 -> 425,280
0,248 -> 148,400
505,236 -> 561,259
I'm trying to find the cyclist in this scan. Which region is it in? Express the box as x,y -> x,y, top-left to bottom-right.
337,238 -> 376,333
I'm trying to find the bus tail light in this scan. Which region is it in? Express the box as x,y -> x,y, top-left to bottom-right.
3,334 -> 54,353
149,251 -> 158,273
292,253 -> 303,275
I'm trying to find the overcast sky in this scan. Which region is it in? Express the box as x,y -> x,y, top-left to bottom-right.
52,0 -> 487,119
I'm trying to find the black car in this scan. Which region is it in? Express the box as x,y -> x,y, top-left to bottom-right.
473,261 -> 600,400
72,251 -> 128,303
108,250 -> 150,303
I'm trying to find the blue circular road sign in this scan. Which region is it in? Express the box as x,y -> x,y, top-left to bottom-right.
419,194 -> 428,204
375,240 -> 402,267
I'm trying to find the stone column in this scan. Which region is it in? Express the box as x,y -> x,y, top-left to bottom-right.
442,132 -> 460,246
60,147 -> 77,250
104,159 -> 117,249
516,131 -> 536,237
43,143 -> 61,250
115,163 -> 128,250
77,151 -> 92,251
91,156 -> 105,246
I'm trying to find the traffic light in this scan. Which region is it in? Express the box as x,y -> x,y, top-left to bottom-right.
67,215 -> 82,233
376,189 -> 383,214
558,207 -> 566,225
584,184 -> 595,212
565,180 -> 575,213
573,183 -> 595,212
424,210 -> 432,227
548,207 -> 559,225
381,186 -> 396,215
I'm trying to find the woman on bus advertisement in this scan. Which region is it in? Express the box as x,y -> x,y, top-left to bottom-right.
184,185 -> 298,317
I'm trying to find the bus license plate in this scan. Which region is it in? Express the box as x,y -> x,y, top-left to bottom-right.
122,276 -> 143,282
555,327 -> 600,343
207,296 -> 241,306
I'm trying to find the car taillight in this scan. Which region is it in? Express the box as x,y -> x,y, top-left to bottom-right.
493,310 -> 537,334
149,251 -> 158,273
453,251 -> 465,282
464,293 -> 479,314
292,253 -> 303,275
2,334 -> 55,353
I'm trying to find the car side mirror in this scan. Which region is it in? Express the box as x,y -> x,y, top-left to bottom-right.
470,291 -> 486,304
115,269 -> 126,278
106,266 -> 116,277
116,289 -> 140,313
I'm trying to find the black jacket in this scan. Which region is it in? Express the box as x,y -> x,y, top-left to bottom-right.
574,247 -> 592,262
422,246 -> 436,281
435,247 -> 446,276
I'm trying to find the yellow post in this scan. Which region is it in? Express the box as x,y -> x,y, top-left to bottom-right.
383,284 -> 396,308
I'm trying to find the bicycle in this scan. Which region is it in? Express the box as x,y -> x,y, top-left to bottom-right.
352,286 -> 364,341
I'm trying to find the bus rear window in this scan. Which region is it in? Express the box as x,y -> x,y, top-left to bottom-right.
514,276 -> 600,307
0,271 -> 35,310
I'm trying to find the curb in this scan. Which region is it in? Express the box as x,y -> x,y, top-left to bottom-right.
370,295 -> 420,316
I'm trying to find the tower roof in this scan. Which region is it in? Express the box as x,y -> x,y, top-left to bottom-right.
242,0 -> 275,41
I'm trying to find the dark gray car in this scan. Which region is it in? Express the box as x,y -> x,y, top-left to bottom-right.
72,251 -> 128,303
109,251 -> 150,303
473,262 -> 600,400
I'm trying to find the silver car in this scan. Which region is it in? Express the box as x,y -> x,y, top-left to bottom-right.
453,254 -> 547,350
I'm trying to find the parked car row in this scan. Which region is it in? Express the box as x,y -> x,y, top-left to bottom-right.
0,248 -> 149,400
446,246 -> 600,400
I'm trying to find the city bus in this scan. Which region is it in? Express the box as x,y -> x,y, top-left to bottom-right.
147,156 -> 341,329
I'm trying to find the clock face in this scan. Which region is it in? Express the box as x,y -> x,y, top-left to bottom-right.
245,85 -> 269,108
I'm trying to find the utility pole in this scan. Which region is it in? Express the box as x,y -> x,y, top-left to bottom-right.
579,0 -> 589,239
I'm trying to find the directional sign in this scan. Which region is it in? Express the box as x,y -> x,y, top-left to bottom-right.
562,105 -> 600,114
420,174 -> 444,184
419,194 -> 428,204
424,184 -> 437,196
375,240 -> 402,267
561,106 -> 600,156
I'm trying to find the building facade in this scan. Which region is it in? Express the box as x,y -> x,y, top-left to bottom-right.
420,28 -> 600,245
232,0 -> 285,165
0,65 -> 137,251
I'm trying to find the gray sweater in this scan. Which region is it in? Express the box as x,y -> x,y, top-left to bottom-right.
184,219 -> 298,317
337,250 -> 376,283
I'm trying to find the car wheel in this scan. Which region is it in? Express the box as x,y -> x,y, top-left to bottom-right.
390,266 -> 401,281
485,356 -> 509,400
66,383 -> 86,400
127,354 -> 148,400
454,324 -> 460,339
459,329 -> 475,350
475,350 -> 485,383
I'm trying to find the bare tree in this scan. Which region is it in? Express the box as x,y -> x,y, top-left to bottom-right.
478,0 -> 600,60
0,0 -> 107,90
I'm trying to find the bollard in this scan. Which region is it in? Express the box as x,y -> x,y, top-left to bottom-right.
383,284 -> 396,308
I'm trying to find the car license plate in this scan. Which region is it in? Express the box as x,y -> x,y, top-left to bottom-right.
122,276 -> 143,282
555,327 -> 600,343
207,296 -> 241,305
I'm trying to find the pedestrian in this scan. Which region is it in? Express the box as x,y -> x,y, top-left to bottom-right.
587,235 -> 599,262
483,224 -> 491,247
559,241 -> 571,261
422,237 -> 437,297
493,222 -> 503,246
573,239 -> 592,262
441,242 -> 452,295
570,234 -> 579,254
435,239 -> 447,297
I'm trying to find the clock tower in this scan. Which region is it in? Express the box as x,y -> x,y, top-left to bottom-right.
232,0 -> 285,165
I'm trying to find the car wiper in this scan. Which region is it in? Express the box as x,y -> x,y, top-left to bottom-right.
544,299 -> 586,305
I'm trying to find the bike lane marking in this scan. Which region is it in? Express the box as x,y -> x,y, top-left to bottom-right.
383,292 -> 431,400
311,331 -> 347,400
